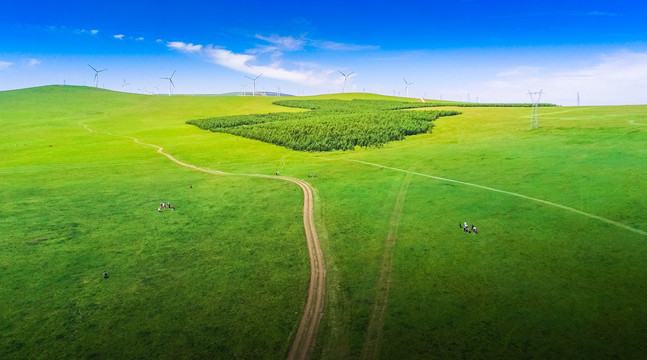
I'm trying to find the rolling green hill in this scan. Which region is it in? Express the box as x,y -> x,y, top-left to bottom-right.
1,86 -> 646,359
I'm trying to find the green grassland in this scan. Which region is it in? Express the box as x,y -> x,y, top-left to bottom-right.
1,86 -> 646,359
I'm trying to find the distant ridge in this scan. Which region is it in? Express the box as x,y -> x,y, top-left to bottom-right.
200,91 -> 296,97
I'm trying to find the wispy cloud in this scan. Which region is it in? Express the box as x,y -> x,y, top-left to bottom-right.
167,41 -> 203,53
253,33 -> 379,53
167,38 -> 334,85
0,61 -> 13,70
73,28 -> 99,35
471,51 -> 647,105
497,66 -> 540,77
583,11 -> 618,17
253,34 -> 305,53
167,33 -> 378,87
313,40 -> 379,51
204,46 -> 329,85
113,34 -> 125,40
28,58 -> 41,66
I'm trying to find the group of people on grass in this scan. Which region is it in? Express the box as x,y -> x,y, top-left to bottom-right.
462,221 -> 478,234
158,202 -> 175,212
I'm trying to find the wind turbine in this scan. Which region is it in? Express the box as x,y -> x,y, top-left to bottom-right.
88,64 -> 107,88
403,78 -> 414,98
160,71 -> 176,96
122,79 -> 130,92
339,70 -> 354,93
244,73 -> 262,96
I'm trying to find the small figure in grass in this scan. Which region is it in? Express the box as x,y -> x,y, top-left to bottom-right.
313,173 -> 317,178
308,174 -> 311,178
170,205 -> 175,211
276,171 -> 280,176
190,185 -> 193,189
463,222 -> 469,232
472,225 -> 478,234
103,271 -> 109,279
158,207 -> 162,212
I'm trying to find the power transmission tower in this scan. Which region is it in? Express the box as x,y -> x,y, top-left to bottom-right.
577,92 -> 580,106
528,90 -> 543,129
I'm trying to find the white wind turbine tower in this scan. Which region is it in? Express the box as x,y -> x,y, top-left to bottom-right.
339,70 -> 354,93
88,64 -> 107,88
245,73 -> 262,96
122,79 -> 130,92
160,70 -> 176,96
403,78 -> 414,98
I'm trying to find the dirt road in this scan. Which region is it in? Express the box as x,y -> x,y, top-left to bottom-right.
79,123 -> 326,360
135,139 -> 327,360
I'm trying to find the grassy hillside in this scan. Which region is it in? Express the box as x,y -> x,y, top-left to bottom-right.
2,86 -> 646,359
0,86 -> 309,359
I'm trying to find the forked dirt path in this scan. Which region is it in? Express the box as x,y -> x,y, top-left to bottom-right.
78,123 -> 325,360
361,171 -> 414,359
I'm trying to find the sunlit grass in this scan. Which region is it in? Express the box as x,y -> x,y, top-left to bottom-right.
1,86 -> 646,359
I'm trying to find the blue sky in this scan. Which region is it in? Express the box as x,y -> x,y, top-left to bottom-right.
1,0 -> 646,105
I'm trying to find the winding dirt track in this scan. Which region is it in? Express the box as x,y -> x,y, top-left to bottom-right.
140,140 -> 327,360
79,123 -> 326,360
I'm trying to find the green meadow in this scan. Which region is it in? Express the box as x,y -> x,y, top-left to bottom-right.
1,86 -> 646,359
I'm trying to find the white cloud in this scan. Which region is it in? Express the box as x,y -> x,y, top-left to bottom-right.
156,39 -> 163,43
113,34 -> 125,40
313,40 -> 379,51
166,35 -> 377,88
252,34 -> 378,53
254,34 -> 305,53
0,61 -> 13,69
28,58 -> 41,66
204,46 -> 329,85
90,29 -> 99,35
468,51 -> 647,105
136,37 -> 144,41
584,11 -> 617,17
497,66 -> 540,77
167,41 -> 203,53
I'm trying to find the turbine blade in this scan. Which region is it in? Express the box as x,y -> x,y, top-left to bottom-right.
170,79 -> 175,87
88,64 -> 97,72
339,70 -> 345,76
171,70 -> 176,78
348,72 -> 354,76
